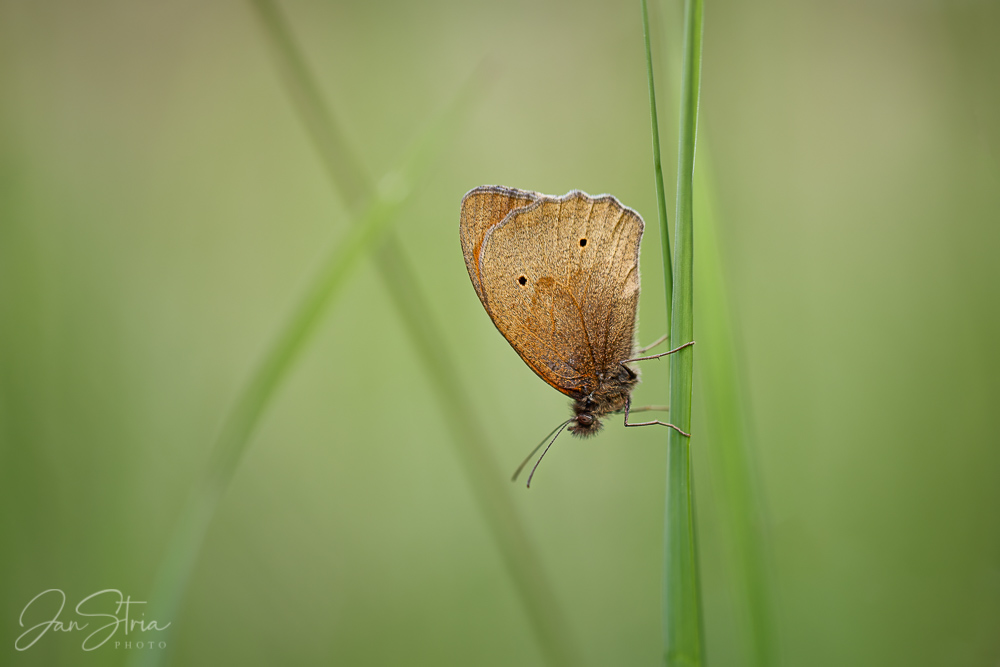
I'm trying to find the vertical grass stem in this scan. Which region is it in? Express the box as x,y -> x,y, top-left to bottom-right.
663,0 -> 705,664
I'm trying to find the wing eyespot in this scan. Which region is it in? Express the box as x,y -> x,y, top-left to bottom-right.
517,275 -> 528,286
579,238 -> 587,247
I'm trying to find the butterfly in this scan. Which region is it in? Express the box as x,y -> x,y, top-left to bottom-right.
460,185 -> 692,485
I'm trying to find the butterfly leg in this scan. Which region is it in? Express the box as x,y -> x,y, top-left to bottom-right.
634,333 -> 670,355
623,397 -> 691,437
624,340 -> 695,363
621,405 -> 669,413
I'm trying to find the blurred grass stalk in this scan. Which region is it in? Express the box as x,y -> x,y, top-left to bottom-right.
133,1 -> 584,666
645,0 -> 705,664
131,179 -> 417,667
693,146 -> 780,667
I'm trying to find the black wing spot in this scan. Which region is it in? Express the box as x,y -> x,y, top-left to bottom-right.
579,238 -> 588,247
518,275 -> 527,286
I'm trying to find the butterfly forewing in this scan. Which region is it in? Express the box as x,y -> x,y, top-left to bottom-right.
474,190 -> 643,398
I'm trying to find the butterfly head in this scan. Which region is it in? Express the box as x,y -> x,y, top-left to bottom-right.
568,366 -> 639,437
568,398 -> 604,437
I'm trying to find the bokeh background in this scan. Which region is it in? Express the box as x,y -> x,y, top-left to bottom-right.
2,1 -> 998,666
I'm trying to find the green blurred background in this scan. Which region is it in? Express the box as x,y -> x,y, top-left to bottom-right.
2,0 -> 998,665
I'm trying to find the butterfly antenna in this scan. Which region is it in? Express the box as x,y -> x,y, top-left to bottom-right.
525,420 -> 573,488
512,419 -> 572,484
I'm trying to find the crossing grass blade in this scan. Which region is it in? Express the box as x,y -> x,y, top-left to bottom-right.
236,3 -> 584,667
128,51 -> 488,667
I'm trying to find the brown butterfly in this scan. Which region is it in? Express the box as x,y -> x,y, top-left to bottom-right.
460,185 -> 692,485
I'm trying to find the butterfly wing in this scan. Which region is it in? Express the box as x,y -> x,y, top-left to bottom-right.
460,185 -> 540,308
474,191 -> 643,399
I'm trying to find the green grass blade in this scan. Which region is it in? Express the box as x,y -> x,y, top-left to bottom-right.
663,0 -> 705,664
642,0 -> 673,333
645,4 -> 779,663
128,76 -> 470,667
694,147 -> 781,667
248,0 -> 373,207
243,2 -> 585,666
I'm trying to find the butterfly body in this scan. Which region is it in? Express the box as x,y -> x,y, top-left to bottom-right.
568,362 -> 638,436
460,185 -> 644,438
